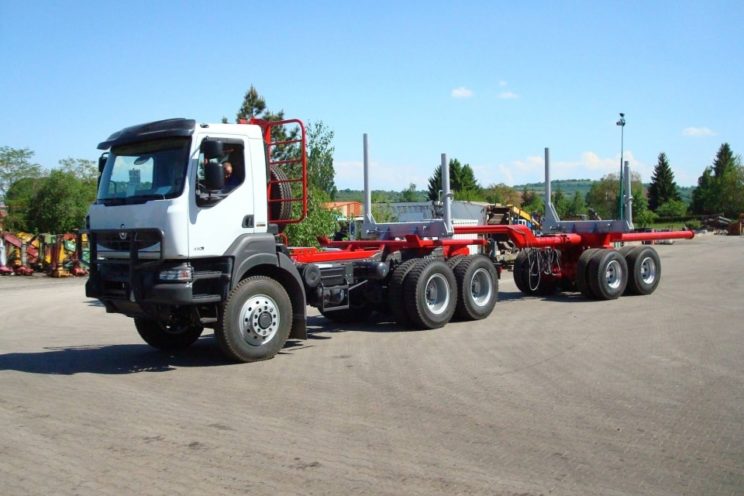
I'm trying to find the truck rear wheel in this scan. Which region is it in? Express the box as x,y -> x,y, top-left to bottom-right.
625,246 -> 661,295
387,258 -> 422,327
216,276 -> 292,362
403,259 -> 457,329
453,255 -> 498,320
575,248 -> 601,298
134,318 -> 204,351
587,249 -> 628,300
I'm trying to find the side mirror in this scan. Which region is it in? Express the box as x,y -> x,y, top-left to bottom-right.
200,138 -> 224,160
204,161 -> 225,191
98,152 -> 109,173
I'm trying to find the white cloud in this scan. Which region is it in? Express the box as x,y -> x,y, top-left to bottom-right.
451,86 -> 474,99
478,150 -> 651,186
682,127 -> 716,137
334,159 -> 429,190
498,91 -> 519,100
499,80 -> 508,87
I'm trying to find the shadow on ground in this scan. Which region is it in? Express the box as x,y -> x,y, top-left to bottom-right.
0,336 -> 232,375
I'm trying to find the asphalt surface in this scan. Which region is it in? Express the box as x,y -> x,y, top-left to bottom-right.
0,234 -> 742,495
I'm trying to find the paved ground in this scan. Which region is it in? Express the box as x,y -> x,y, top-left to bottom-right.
0,234 -> 742,495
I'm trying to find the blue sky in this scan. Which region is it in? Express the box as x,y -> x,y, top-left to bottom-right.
1,1 -> 742,190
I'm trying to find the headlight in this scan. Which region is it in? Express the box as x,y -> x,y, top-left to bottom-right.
159,264 -> 193,282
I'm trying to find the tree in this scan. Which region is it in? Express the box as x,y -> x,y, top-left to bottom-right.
0,146 -> 43,201
26,170 -> 96,233
306,121 -> 337,199
566,191 -> 586,218
236,85 -> 267,121
482,183 -> 521,205
552,186 -> 570,218
283,187 -> 339,247
235,85 -> 298,162
656,199 -> 688,219
59,157 -> 98,183
426,159 -> 481,201
585,172 -> 647,221
3,176 -> 46,230
648,153 -> 680,211
691,143 -> 744,217
399,183 -> 420,202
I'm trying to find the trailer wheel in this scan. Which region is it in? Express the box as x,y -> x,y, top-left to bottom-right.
387,258 -> 422,327
625,246 -> 661,295
575,248 -> 601,298
134,318 -> 204,351
513,250 -> 533,294
404,259 -> 457,329
587,250 -> 628,300
446,255 -> 466,270
216,276 -> 292,362
453,255 -> 498,320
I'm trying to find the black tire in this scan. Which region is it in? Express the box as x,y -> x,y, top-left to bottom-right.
446,255 -> 466,271
269,166 -> 293,229
513,250 -> 532,294
587,249 -> 628,300
403,259 -> 457,329
575,248 -> 601,298
625,246 -> 661,295
134,318 -> 204,351
216,276 -> 292,362
453,255 -> 498,320
387,258 -> 422,327
320,291 -> 374,323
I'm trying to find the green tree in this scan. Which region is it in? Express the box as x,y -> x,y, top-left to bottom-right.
59,157 -> 98,183
427,159 -> 481,201
522,193 -> 544,216
399,183 -> 419,202
0,146 -> 43,201
306,121 -> 337,199
482,183 -> 521,205
26,170 -> 96,233
235,85 -> 298,162
552,186 -> 570,218
586,172 -> 647,220
3,176 -> 46,230
691,143 -> 744,217
648,153 -> 680,211
655,199 -> 688,219
236,85 -> 267,121
566,191 -> 586,218
283,187 -> 338,247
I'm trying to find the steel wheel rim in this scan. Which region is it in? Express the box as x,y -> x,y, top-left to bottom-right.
425,273 -> 450,315
605,260 -> 623,290
640,256 -> 656,285
470,268 -> 493,307
239,294 -> 280,346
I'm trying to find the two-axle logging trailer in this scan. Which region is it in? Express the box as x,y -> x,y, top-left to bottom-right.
85,118 -> 693,362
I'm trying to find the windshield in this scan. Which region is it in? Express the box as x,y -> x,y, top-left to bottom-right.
97,138 -> 191,204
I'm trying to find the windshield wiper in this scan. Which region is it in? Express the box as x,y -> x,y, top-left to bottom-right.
99,193 -> 167,205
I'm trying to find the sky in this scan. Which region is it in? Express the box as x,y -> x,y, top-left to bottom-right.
1,1 -> 742,191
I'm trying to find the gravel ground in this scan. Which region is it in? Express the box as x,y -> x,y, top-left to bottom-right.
0,233 -> 742,495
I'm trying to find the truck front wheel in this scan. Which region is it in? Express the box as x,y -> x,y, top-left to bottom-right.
134,318 -> 204,351
216,276 -> 292,362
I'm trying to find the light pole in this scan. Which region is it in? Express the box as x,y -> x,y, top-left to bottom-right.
616,113 -> 626,219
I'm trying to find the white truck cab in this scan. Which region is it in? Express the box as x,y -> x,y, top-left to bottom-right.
86,118 -> 308,362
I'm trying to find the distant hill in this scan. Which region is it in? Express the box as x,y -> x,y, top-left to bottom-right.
335,181 -> 695,205
513,179 -> 594,198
